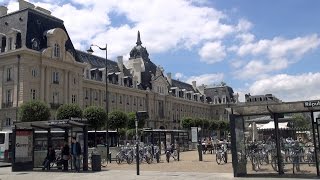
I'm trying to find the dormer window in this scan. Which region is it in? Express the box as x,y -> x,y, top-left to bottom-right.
53,43 -> 60,58
1,36 -> 6,53
8,37 -> 13,50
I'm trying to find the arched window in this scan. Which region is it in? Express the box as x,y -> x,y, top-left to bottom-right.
53,43 -> 60,58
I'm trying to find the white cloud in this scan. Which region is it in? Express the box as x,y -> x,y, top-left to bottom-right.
233,34 -> 320,79
237,34 -> 320,58
234,58 -> 289,79
4,0 -> 238,59
236,19 -> 252,32
199,41 -> 226,64
174,72 -> 186,80
230,59 -> 244,68
248,73 -> 320,101
236,33 -> 255,44
186,73 -> 224,86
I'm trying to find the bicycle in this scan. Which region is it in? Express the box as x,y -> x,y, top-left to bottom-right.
216,148 -> 226,165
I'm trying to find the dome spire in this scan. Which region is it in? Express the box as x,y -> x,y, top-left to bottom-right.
136,31 -> 142,45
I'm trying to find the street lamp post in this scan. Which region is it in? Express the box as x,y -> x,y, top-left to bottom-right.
87,44 -> 109,162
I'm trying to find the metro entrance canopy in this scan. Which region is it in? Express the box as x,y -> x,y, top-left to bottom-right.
228,99 -> 320,177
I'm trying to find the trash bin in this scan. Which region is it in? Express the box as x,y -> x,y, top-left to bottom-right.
91,154 -> 101,171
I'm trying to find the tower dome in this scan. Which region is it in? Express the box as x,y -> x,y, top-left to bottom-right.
129,31 -> 150,60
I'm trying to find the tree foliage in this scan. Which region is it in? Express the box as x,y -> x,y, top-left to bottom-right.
209,120 -> 219,130
127,112 -> 146,129
19,101 -> 51,122
202,119 -> 210,129
218,120 -> 229,131
56,104 -> 82,120
290,113 -> 311,129
83,106 -> 107,130
108,111 -> 128,130
193,118 -> 203,127
181,117 -> 194,129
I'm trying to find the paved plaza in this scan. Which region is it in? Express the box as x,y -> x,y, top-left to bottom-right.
0,151 -> 318,180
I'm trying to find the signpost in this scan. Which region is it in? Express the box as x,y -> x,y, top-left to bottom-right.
135,111 -> 148,176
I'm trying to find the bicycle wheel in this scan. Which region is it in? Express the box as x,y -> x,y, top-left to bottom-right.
216,153 -> 221,165
252,157 -> 259,171
127,155 -> 133,164
116,155 -> 122,164
166,151 -> 170,163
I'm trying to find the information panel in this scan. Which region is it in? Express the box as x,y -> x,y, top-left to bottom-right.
191,127 -> 198,143
15,130 -> 33,162
12,129 -> 34,171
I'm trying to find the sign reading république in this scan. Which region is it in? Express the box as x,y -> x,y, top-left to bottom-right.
304,100 -> 320,107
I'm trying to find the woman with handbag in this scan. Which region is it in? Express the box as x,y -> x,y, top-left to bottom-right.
61,141 -> 70,171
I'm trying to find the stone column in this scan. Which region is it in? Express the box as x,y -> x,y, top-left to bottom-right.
64,70 -> 68,104
40,66 -> 45,101
45,66 -> 50,103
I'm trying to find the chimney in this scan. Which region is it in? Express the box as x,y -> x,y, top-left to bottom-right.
198,84 -> 205,94
117,56 -> 123,72
0,6 -> 8,17
18,0 -> 35,10
35,6 -> 51,15
167,73 -> 172,85
192,81 -> 196,90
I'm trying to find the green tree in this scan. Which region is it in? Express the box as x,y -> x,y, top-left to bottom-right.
202,119 -> 210,129
209,120 -> 219,131
291,113 -> 311,129
181,117 -> 194,129
83,106 -> 107,147
193,118 -> 203,127
127,112 -> 146,129
108,111 -> 128,146
218,120 -> 228,131
19,100 -> 51,122
108,111 -> 128,130
56,104 -> 82,120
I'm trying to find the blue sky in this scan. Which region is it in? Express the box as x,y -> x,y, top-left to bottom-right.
4,0 -> 320,102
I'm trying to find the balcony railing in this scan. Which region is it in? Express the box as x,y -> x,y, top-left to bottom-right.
53,81 -> 59,84
50,103 -> 62,109
2,102 -> 13,108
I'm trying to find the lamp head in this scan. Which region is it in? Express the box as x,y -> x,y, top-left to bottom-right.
86,46 -> 94,54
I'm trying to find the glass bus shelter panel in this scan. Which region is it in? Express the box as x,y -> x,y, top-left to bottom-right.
316,117 -> 320,175
278,112 -> 317,176
243,115 -> 278,175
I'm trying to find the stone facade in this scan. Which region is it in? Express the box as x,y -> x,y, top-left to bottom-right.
0,1 -> 236,130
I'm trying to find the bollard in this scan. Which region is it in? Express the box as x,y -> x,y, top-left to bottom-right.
197,144 -> 203,161
177,150 -> 180,161
156,152 -> 160,163
108,152 -> 112,163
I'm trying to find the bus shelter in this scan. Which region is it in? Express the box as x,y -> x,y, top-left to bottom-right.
142,129 -> 189,153
12,118 -> 88,172
229,100 -> 320,178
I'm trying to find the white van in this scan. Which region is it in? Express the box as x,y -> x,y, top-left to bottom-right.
0,131 -> 12,162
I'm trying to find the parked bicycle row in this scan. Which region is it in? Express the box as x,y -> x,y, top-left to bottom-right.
238,139 -> 318,172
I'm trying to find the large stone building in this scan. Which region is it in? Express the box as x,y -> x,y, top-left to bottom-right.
0,1 -> 237,130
